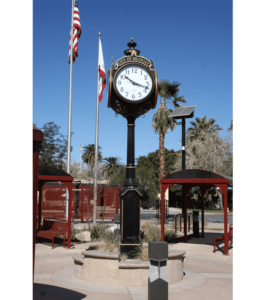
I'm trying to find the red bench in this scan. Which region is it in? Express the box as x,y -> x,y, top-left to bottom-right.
37,220 -> 68,249
213,224 -> 233,254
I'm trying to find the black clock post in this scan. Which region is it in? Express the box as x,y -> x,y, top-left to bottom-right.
107,39 -> 158,256
119,115 -> 142,255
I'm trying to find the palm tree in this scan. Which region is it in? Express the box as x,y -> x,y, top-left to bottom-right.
152,80 -> 187,179
82,144 -> 103,173
101,157 -> 124,180
187,116 -> 223,142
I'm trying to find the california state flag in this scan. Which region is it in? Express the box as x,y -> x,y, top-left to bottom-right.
98,38 -> 106,102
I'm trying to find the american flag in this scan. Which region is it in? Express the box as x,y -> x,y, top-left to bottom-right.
68,0 -> 81,64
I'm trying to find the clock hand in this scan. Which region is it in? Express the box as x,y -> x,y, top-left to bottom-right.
145,85 -> 150,90
133,81 -> 150,91
133,82 -> 146,88
124,76 -> 150,90
124,76 -> 136,85
126,78 -> 149,89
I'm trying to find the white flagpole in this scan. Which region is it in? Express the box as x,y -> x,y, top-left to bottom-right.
66,0 -> 74,220
93,32 -> 102,226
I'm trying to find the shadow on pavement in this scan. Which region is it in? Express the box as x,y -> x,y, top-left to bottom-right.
173,232 -> 228,246
33,283 -> 87,300
35,239 -> 66,249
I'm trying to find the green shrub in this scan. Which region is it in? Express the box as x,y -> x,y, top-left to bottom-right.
164,230 -> 177,242
141,221 -> 161,242
90,224 -> 109,241
133,245 -> 149,261
103,230 -> 114,243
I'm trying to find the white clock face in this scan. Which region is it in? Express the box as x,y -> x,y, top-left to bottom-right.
114,64 -> 153,102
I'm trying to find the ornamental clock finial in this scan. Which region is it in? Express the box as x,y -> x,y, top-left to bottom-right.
124,38 -> 140,56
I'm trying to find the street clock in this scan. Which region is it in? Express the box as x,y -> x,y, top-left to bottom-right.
107,39 -> 158,257
107,38 -> 158,118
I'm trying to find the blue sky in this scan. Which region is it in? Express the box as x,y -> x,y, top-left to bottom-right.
33,0 -> 232,165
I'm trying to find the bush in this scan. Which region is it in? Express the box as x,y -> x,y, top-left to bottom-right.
141,221 -> 161,242
90,224 -> 109,241
164,230 -> 177,242
133,245 -> 149,261
89,224 -> 119,253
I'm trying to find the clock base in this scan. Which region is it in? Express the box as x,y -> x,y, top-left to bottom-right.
120,187 -> 142,258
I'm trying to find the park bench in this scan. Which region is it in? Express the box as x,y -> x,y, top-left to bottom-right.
213,224 -> 233,254
37,220 -> 68,249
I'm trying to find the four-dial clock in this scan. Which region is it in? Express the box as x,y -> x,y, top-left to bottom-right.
114,64 -> 154,102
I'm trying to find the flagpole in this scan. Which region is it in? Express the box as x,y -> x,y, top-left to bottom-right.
66,0 -> 74,220
93,32 -> 101,226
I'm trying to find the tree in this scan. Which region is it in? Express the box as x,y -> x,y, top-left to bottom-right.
109,165 -> 126,187
101,157 -> 124,180
63,159 -> 93,182
136,148 -> 179,197
82,144 -> 103,175
152,80 -> 186,179
175,130 -> 232,177
38,122 -> 72,169
187,116 -> 223,142
225,120 -> 233,177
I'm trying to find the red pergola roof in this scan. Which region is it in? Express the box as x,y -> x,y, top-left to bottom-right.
39,165 -> 73,182
162,169 -> 231,183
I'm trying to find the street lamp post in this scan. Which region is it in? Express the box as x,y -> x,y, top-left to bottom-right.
169,106 -> 197,170
169,106 -> 197,214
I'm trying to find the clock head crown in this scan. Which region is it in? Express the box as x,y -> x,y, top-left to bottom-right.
124,38 -> 140,57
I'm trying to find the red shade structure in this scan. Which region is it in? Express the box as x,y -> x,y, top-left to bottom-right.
39,183 -> 120,222
0,126 -> 73,300
160,169 -> 232,255
37,165 -> 74,249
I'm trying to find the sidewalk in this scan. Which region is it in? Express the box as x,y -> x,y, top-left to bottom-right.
34,228 -> 232,300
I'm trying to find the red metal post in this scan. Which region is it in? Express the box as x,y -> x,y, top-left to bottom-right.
222,185 -> 228,255
160,187 -> 165,241
87,188 -> 90,230
33,144 -> 39,283
218,185 -> 228,255
102,188 -> 106,224
33,127 -> 43,286
116,187 -> 119,215
81,186 -> 83,223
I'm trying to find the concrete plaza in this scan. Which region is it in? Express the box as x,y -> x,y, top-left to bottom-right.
33,224 -> 232,300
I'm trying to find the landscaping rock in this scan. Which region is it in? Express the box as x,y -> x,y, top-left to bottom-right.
106,225 -> 114,232
75,231 -> 91,242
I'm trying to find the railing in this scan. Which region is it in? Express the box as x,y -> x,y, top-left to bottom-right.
175,212 -> 193,233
